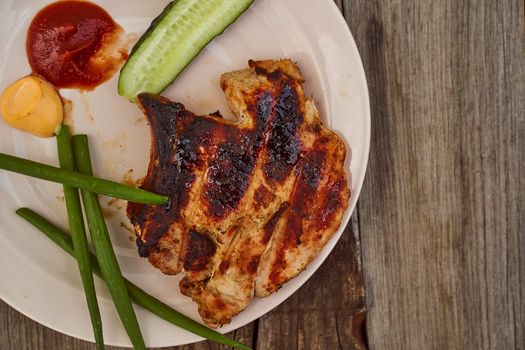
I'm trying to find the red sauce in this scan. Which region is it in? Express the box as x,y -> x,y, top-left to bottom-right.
26,1 -> 126,90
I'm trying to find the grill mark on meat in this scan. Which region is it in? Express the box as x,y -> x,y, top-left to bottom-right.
126,95 -> 180,226
287,151 -> 326,245
204,92 -> 275,218
129,84 -> 296,253
128,94 -> 210,255
205,139 -> 255,217
253,184 -> 276,210
262,204 -> 287,244
218,260 -> 229,274
184,230 -> 216,272
263,83 -> 303,182
135,237 -> 150,257
248,256 -> 261,274
252,91 -> 274,123
268,150 -> 326,286
127,95 -> 188,256
301,150 -> 325,189
254,65 -> 282,81
317,176 -> 346,230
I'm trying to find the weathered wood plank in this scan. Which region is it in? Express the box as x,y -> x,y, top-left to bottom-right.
343,0 -> 524,349
165,323 -> 255,350
0,300 -> 98,350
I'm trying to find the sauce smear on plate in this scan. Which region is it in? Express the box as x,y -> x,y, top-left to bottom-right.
26,1 -> 126,90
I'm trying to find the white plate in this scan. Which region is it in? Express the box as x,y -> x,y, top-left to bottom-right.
0,0 -> 370,347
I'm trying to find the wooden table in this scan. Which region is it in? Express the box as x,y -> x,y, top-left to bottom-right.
1,0 -> 523,349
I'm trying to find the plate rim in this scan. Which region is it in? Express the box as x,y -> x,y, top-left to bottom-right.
0,0 -> 371,347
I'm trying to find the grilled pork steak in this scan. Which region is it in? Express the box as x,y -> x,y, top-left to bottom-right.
127,59 -> 350,327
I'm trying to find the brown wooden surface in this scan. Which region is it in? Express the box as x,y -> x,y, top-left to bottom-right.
350,0 -> 525,349
1,0 -> 524,349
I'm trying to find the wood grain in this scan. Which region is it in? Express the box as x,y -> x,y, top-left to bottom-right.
343,0 -> 525,349
2,0 -> 524,349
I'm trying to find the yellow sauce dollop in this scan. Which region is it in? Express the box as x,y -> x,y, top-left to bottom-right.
0,76 -> 63,137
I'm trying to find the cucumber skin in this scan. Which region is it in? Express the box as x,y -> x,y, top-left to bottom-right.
128,1 -> 178,58
118,0 -> 255,102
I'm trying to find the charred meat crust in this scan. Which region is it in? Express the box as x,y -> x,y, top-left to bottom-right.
184,230 -> 216,274
126,59 -> 350,327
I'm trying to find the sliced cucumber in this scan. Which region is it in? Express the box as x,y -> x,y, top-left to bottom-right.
118,0 -> 254,101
